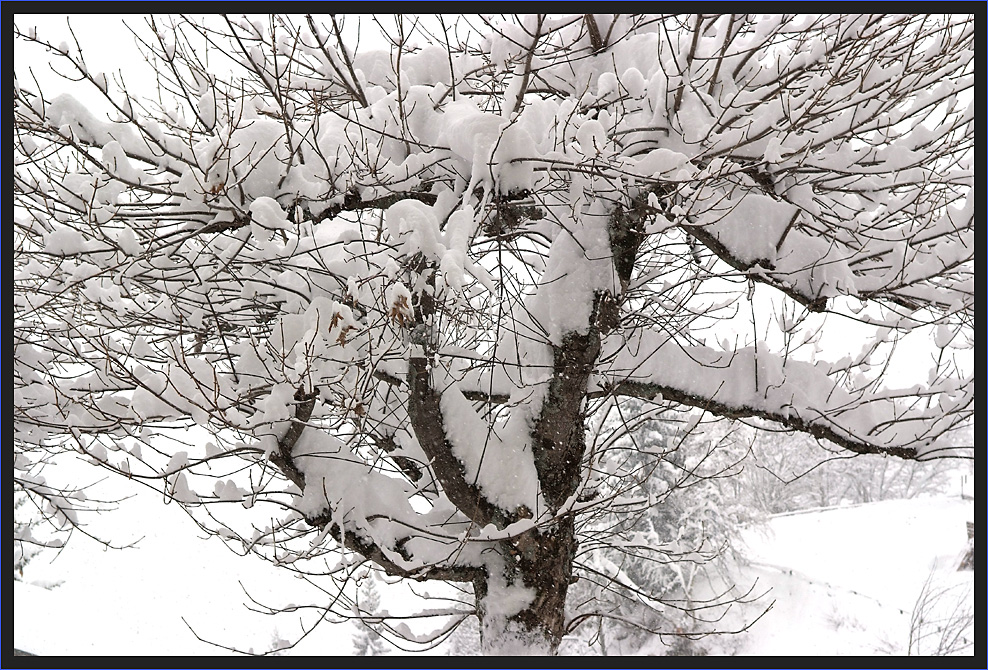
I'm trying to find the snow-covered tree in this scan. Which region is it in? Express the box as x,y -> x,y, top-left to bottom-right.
567,401 -> 748,654
13,14 -> 973,654
720,427 -> 961,514
352,575 -> 390,656
14,494 -> 43,581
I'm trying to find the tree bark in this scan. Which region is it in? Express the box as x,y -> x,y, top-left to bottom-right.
475,516 -> 577,654
473,310 -> 603,653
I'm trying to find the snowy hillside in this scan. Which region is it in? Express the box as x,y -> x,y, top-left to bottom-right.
14,488 -> 973,656
681,496 -> 974,656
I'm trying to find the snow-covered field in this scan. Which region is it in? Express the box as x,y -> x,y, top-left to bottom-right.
682,496 -> 974,656
14,484 -> 974,656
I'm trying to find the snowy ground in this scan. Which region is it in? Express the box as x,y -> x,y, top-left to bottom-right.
14,486 -> 974,656
696,496 -> 974,656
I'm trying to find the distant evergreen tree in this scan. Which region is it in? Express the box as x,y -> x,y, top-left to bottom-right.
352,576 -> 389,656
266,629 -> 291,656
446,614 -> 481,656
569,401 -> 746,654
14,494 -> 41,581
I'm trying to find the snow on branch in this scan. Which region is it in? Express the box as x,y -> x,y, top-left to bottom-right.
595,330 -> 972,460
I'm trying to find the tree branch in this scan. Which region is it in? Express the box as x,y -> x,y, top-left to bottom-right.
405,260 -> 512,528
268,385 -> 316,490
303,510 -> 482,584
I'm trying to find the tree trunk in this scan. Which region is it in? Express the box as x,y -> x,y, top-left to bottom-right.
475,516 -> 576,654
470,306 -> 603,654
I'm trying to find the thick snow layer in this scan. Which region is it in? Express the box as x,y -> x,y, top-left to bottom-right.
13,462 -> 358,656
439,100 -> 537,195
528,202 -> 617,345
293,430 -> 419,554
438,373 -> 542,512
699,191 -> 798,265
249,196 -> 292,234
386,199 -> 445,259
16,480 -> 972,657
722,496 -> 975,656
43,224 -> 94,255
101,140 -> 147,184
596,329 -> 968,456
